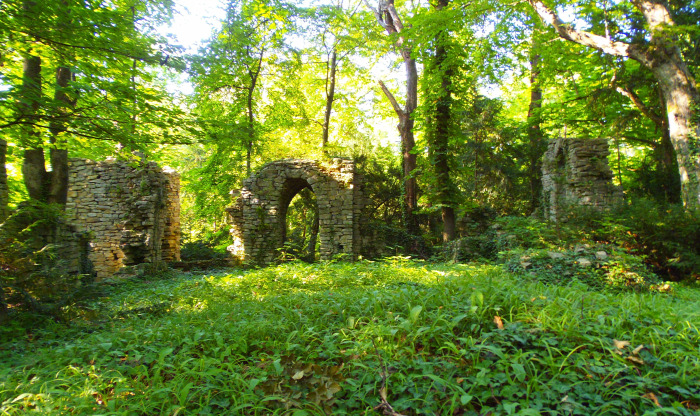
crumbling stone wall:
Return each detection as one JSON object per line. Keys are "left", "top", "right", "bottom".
{"left": 542, "top": 138, "right": 623, "bottom": 222}
{"left": 226, "top": 159, "right": 363, "bottom": 265}
{"left": 65, "top": 158, "right": 180, "bottom": 279}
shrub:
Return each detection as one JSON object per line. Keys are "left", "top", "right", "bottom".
{"left": 598, "top": 200, "right": 700, "bottom": 281}
{"left": 501, "top": 245, "right": 660, "bottom": 291}
{"left": 363, "top": 223, "right": 432, "bottom": 259}
{"left": 180, "top": 228, "right": 230, "bottom": 261}
{"left": 0, "top": 201, "right": 92, "bottom": 319}
{"left": 450, "top": 200, "right": 700, "bottom": 283}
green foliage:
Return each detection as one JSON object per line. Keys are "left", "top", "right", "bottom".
{"left": 180, "top": 239, "right": 229, "bottom": 263}
{"left": 0, "top": 201, "right": 93, "bottom": 319}
{"left": 0, "top": 261, "right": 698, "bottom": 414}
{"left": 506, "top": 201, "right": 700, "bottom": 281}
{"left": 502, "top": 245, "right": 659, "bottom": 292}
{"left": 357, "top": 153, "right": 403, "bottom": 224}
{"left": 0, "top": 0, "right": 192, "bottom": 154}
{"left": 280, "top": 188, "right": 318, "bottom": 262}
{"left": 368, "top": 223, "right": 432, "bottom": 259}
{"left": 443, "top": 198, "right": 700, "bottom": 285}
{"left": 595, "top": 200, "right": 700, "bottom": 280}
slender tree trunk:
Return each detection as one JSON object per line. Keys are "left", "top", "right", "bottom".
{"left": 398, "top": 88, "right": 419, "bottom": 234}
{"left": 47, "top": 66, "right": 73, "bottom": 205}
{"left": 244, "top": 48, "right": 263, "bottom": 177}
{"left": 430, "top": 0, "right": 455, "bottom": 242}
{"left": 402, "top": 48, "right": 419, "bottom": 235}
{"left": 657, "top": 126, "right": 681, "bottom": 204}
{"left": 305, "top": 211, "right": 319, "bottom": 262}
{"left": 322, "top": 49, "right": 337, "bottom": 151}
{"left": 0, "top": 139, "right": 8, "bottom": 222}
{"left": 20, "top": 55, "right": 48, "bottom": 201}
{"left": 367, "top": 0, "right": 420, "bottom": 234}
{"left": 526, "top": 41, "right": 545, "bottom": 214}
{"left": 246, "top": 88, "right": 254, "bottom": 176}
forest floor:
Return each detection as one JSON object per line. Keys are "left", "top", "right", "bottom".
{"left": 1, "top": 260, "right": 699, "bottom": 415}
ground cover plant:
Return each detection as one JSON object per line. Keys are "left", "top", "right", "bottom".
{"left": 1, "top": 260, "right": 699, "bottom": 415}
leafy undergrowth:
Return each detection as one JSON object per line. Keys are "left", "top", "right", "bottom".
{"left": 1, "top": 260, "right": 699, "bottom": 415}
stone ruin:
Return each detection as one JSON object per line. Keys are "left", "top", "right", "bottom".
{"left": 63, "top": 158, "right": 181, "bottom": 279}
{"left": 542, "top": 138, "right": 623, "bottom": 222}
{"left": 226, "top": 159, "right": 364, "bottom": 265}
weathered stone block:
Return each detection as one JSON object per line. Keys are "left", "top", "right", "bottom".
{"left": 542, "top": 138, "right": 623, "bottom": 222}
{"left": 65, "top": 158, "right": 181, "bottom": 280}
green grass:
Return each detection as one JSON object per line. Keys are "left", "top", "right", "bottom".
{"left": 1, "top": 260, "right": 699, "bottom": 415}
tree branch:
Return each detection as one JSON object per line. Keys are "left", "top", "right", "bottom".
{"left": 363, "top": 0, "right": 391, "bottom": 32}
{"left": 631, "top": 0, "right": 674, "bottom": 32}
{"left": 378, "top": 80, "right": 404, "bottom": 117}
{"left": 383, "top": 1, "right": 405, "bottom": 34}
{"left": 19, "top": 30, "right": 160, "bottom": 64}
{"left": 613, "top": 84, "right": 664, "bottom": 127}
{"left": 528, "top": 0, "right": 652, "bottom": 67}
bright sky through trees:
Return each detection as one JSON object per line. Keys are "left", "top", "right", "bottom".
{"left": 167, "top": 0, "right": 226, "bottom": 52}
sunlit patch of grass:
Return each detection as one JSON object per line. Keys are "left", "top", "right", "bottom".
{"left": 1, "top": 260, "right": 698, "bottom": 415}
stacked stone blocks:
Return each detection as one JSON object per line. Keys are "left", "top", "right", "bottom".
{"left": 227, "top": 159, "right": 362, "bottom": 265}
{"left": 542, "top": 138, "right": 623, "bottom": 222}
{"left": 65, "top": 158, "right": 180, "bottom": 279}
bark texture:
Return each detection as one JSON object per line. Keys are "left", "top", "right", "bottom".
{"left": 322, "top": 49, "right": 337, "bottom": 151}
{"left": 526, "top": 37, "right": 546, "bottom": 213}
{"left": 22, "top": 148, "right": 47, "bottom": 201}
{"left": 429, "top": 0, "right": 456, "bottom": 242}
{"left": 614, "top": 79, "right": 681, "bottom": 202}
{"left": 19, "top": 55, "right": 48, "bottom": 201}
{"left": 244, "top": 46, "right": 264, "bottom": 176}
{"left": 366, "top": 0, "right": 419, "bottom": 234}
{"left": 48, "top": 66, "right": 74, "bottom": 205}
{"left": 529, "top": 0, "right": 700, "bottom": 209}
{"left": 0, "top": 139, "right": 8, "bottom": 222}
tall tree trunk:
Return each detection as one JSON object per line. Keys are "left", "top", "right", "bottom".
{"left": 652, "top": 59, "right": 699, "bottom": 208}
{"left": 654, "top": 90, "right": 681, "bottom": 203}
{"left": 526, "top": 39, "right": 545, "bottom": 214}
{"left": 398, "top": 77, "right": 419, "bottom": 235}
{"left": 304, "top": 211, "right": 319, "bottom": 262}
{"left": 47, "top": 66, "right": 73, "bottom": 205}
{"left": 246, "top": 87, "right": 254, "bottom": 177}
{"left": 0, "top": 139, "right": 8, "bottom": 222}
{"left": 430, "top": 0, "right": 455, "bottom": 242}
{"left": 656, "top": 123, "right": 681, "bottom": 203}
{"left": 615, "top": 76, "right": 681, "bottom": 203}
{"left": 122, "top": 5, "right": 138, "bottom": 152}
{"left": 19, "top": 55, "right": 48, "bottom": 201}
{"left": 367, "top": 0, "right": 420, "bottom": 234}
{"left": 322, "top": 49, "right": 337, "bottom": 152}
{"left": 244, "top": 47, "right": 264, "bottom": 177}
{"left": 529, "top": 0, "right": 700, "bottom": 209}
{"left": 22, "top": 149, "right": 47, "bottom": 201}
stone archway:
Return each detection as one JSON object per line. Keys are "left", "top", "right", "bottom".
{"left": 226, "top": 159, "right": 363, "bottom": 265}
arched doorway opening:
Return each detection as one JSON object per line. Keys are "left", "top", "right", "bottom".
{"left": 281, "top": 187, "right": 319, "bottom": 261}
